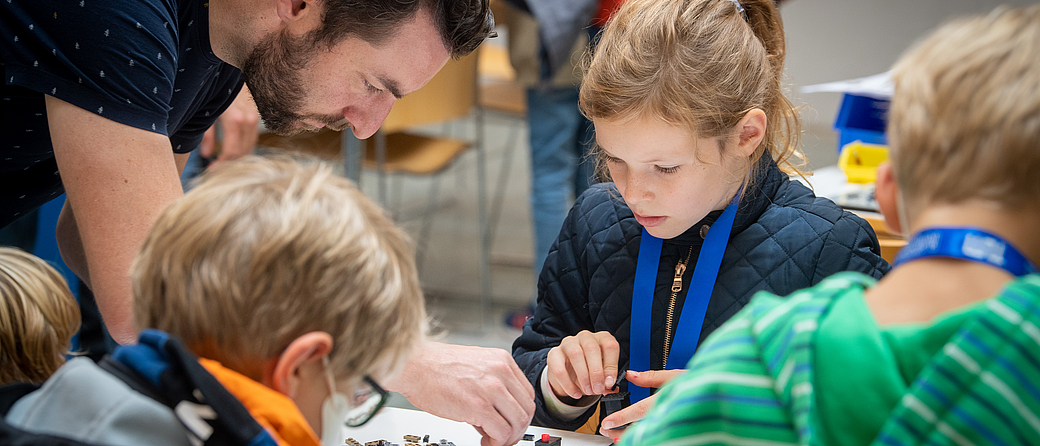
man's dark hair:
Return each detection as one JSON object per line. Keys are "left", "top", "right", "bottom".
{"left": 314, "top": 0, "right": 494, "bottom": 59}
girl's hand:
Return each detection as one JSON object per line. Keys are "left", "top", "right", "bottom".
{"left": 598, "top": 369, "right": 687, "bottom": 437}
{"left": 546, "top": 330, "right": 621, "bottom": 401}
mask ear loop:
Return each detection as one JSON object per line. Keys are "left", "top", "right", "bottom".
{"left": 322, "top": 355, "right": 337, "bottom": 394}
{"left": 895, "top": 191, "right": 912, "bottom": 238}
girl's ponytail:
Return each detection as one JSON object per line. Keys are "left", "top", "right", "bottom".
{"left": 742, "top": 0, "right": 803, "bottom": 178}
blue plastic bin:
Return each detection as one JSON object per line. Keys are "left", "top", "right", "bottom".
{"left": 833, "top": 93, "right": 889, "bottom": 153}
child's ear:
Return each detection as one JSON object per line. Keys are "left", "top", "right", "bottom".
{"left": 875, "top": 161, "right": 904, "bottom": 235}
{"left": 268, "top": 332, "right": 334, "bottom": 398}
{"left": 734, "top": 109, "right": 767, "bottom": 158}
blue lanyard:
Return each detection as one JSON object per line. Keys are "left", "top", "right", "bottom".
{"left": 628, "top": 194, "right": 740, "bottom": 403}
{"left": 895, "top": 227, "right": 1038, "bottom": 277}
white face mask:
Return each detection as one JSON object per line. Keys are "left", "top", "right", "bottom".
{"left": 320, "top": 356, "right": 351, "bottom": 446}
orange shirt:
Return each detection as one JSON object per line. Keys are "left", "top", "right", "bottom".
{"left": 200, "top": 358, "right": 322, "bottom": 446}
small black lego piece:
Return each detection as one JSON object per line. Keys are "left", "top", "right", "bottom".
{"left": 603, "top": 364, "right": 630, "bottom": 419}
{"left": 534, "top": 433, "right": 561, "bottom": 446}
{"left": 522, "top": 433, "right": 534, "bottom": 441}
{"left": 611, "top": 365, "right": 628, "bottom": 391}
{"left": 422, "top": 435, "right": 430, "bottom": 444}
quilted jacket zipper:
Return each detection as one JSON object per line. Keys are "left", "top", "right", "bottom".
{"left": 662, "top": 245, "right": 694, "bottom": 369}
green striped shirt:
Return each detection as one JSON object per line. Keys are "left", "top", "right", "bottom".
{"left": 622, "top": 273, "right": 1040, "bottom": 446}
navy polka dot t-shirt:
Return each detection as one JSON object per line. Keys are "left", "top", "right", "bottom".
{"left": 0, "top": 0, "right": 243, "bottom": 228}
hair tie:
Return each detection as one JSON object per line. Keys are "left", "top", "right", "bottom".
{"left": 730, "top": 0, "right": 748, "bottom": 20}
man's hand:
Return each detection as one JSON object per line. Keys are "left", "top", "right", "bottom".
{"left": 546, "top": 330, "right": 620, "bottom": 401}
{"left": 200, "top": 86, "right": 259, "bottom": 165}
{"left": 387, "top": 341, "right": 535, "bottom": 446}
{"left": 598, "top": 369, "right": 686, "bottom": 437}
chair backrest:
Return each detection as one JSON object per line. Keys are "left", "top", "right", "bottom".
{"left": 380, "top": 51, "right": 479, "bottom": 134}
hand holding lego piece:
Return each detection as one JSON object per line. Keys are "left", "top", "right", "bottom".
{"left": 598, "top": 369, "right": 686, "bottom": 437}
{"left": 546, "top": 330, "right": 621, "bottom": 401}
{"left": 386, "top": 341, "right": 535, "bottom": 446}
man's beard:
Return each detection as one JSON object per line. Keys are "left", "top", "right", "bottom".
{"left": 241, "top": 31, "right": 349, "bottom": 136}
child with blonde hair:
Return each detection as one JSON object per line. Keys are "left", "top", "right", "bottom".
{"left": 0, "top": 247, "right": 80, "bottom": 384}
{"left": 3, "top": 155, "right": 426, "bottom": 446}
{"left": 512, "top": 0, "right": 888, "bottom": 436}
{"left": 623, "top": 5, "right": 1040, "bottom": 445}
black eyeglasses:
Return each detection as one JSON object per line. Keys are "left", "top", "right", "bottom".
{"left": 343, "top": 375, "right": 389, "bottom": 427}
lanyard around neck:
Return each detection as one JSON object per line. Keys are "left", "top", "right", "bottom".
{"left": 895, "top": 227, "right": 1038, "bottom": 277}
{"left": 628, "top": 193, "right": 740, "bottom": 403}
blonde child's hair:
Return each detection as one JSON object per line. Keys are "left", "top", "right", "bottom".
{"left": 0, "top": 247, "right": 80, "bottom": 384}
{"left": 580, "top": 0, "right": 804, "bottom": 187}
{"left": 131, "top": 154, "right": 427, "bottom": 382}
{"left": 889, "top": 6, "right": 1040, "bottom": 213}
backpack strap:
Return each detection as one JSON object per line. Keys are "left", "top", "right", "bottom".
{"left": 97, "top": 356, "right": 166, "bottom": 404}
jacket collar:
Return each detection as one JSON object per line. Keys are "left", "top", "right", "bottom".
{"left": 668, "top": 155, "right": 784, "bottom": 245}
{"left": 112, "top": 330, "right": 281, "bottom": 446}
{"left": 199, "top": 359, "right": 321, "bottom": 446}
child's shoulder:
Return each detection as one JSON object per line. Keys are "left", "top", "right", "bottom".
{"left": 767, "top": 178, "right": 849, "bottom": 224}
{"left": 755, "top": 177, "right": 874, "bottom": 241}
{"left": 741, "top": 272, "right": 877, "bottom": 329}
{"left": 5, "top": 357, "right": 190, "bottom": 446}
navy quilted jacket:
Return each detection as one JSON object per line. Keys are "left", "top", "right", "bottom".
{"left": 512, "top": 158, "right": 890, "bottom": 430}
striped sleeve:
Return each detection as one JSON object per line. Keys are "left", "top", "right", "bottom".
{"left": 621, "top": 298, "right": 800, "bottom": 446}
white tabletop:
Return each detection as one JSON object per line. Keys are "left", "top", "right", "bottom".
{"left": 341, "top": 407, "right": 614, "bottom": 446}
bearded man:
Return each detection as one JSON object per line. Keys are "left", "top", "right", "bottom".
{"left": 0, "top": 2, "right": 534, "bottom": 444}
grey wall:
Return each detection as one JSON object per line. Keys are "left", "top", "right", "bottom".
{"left": 779, "top": 0, "right": 1038, "bottom": 168}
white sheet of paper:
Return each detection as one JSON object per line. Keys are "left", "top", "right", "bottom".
{"left": 800, "top": 72, "right": 893, "bottom": 100}
{"left": 341, "top": 407, "right": 615, "bottom": 446}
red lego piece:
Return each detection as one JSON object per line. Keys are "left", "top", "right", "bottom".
{"left": 534, "top": 433, "right": 561, "bottom": 446}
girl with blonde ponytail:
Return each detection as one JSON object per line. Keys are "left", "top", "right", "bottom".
{"left": 512, "top": 0, "right": 888, "bottom": 436}
{"left": 623, "top": 5, "right": 1040, "bottom": 445}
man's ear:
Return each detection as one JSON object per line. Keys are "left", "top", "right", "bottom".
{"left": 734, "top": 109, "right": 767, "bottom": 158}
{"left": 267, "top": 332, "right": 333, "bottom": 398}
{"left": 275, "top": 0, "right": 315, "bottom": 28}
{"left": 875, "top": 161, "right": 904, "bottom": 235}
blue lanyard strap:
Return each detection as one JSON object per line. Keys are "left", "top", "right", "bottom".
{"left": 628, "top": 194, "right": 740, "bottom": 403}
{"left": 895, "top": 227, "right": 1038, "bottom": 277}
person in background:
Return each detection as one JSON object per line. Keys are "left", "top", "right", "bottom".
{"left": 181, "top": 86, "right": 263, "bottom": 189}
{"left": 5, "top": 155, "right": 426, "bottom": 446}
{"left": 512, "top": 0, "right": 888, "bottom": 436}
{"left": 622, "top": 5, "right": 1040, "bottom": 445}
{"left": 499, "top": 0, "right": 618, "bottom": 330}
{"left": 0, "top": 247, "right": 80, "bottom": 385}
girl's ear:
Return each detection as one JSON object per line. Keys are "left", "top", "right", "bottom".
{"left": 266, "top": 332, "right": 333, "bottom": 398}
{"left": 875, "top": 161, "right": 904, "bottom": 235}
{"left": 734, "top": 109, "right": 767, "bottom": 158}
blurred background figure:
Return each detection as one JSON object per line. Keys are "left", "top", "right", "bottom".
{"left": 499, "top": 0, "right": 624, "bottom": 329}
